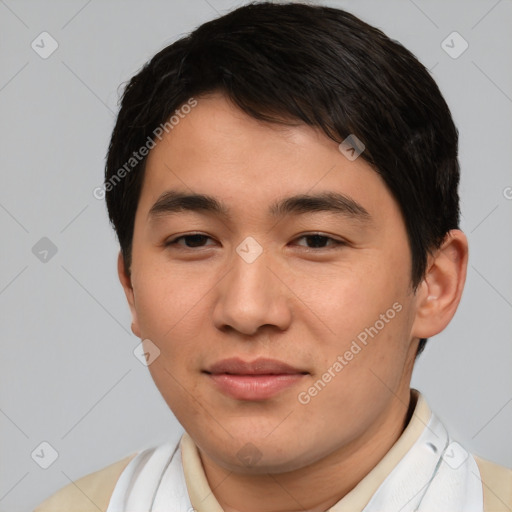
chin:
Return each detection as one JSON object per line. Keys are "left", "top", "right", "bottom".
{"left": 203, "top": 435, "right": 320, "bottom": 475}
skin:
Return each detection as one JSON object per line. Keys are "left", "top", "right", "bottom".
{"left": 118, "top": 92, "right": 468, "bottom": 512}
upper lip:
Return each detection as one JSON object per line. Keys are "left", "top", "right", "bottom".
{"left": 205, "top": 357, "right": 307, "bottom": 375}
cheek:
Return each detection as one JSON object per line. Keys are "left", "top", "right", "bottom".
{"left": 132, "top": 263, "right": 212, "bottom": 342}
{"left": 300, "top": 260, "right": 412, "bottom": 396}
{"left": 298, "top": 308, "right": 411, "bottom": 440}
{"left": 145, "top": 356, "right": 203, "bottom": 428}
{"left": 307, "top": 259, "right": 405, "bottom": 340}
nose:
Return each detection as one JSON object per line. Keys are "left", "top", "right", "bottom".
{"left": 212, "top": 243, "right": 292, "bottom": 337}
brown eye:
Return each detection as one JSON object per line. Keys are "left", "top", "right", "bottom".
{"left": 294, "top": 234, "right": 346, "bottom": 249}
{"left": 166, "top": 233, "right": 215, "bottom": 248}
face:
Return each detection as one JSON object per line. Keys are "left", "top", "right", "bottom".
{"left": 121, "top": 93, "right": 422, "bottom": 474}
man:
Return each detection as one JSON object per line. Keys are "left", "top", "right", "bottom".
{"left": 34, "top": 2, "right": 511, "bottom": 511}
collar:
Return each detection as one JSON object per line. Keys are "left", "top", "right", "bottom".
{"left": 180, "top": 388, "right": 431, "bottom": 512}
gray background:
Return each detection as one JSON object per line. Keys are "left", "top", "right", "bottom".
{"left": 0, "top": 0, "right": 511, "bottom": 510}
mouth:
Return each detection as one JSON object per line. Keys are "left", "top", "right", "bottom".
{"left": 203, "top": 357, "right": 309, "bottom": 401}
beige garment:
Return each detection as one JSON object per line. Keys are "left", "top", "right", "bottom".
{"left": 34, "top": 391, "right": 512, "bottom": 511}
{"left": 33, "top": 453, "right": 138, "bottom": 512}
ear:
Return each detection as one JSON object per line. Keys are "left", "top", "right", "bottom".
{"left": 410, "top": 230, "right": 468, "bottom": 339}
{"left": 117, "top": 251, "right": 141, "bottom": 338}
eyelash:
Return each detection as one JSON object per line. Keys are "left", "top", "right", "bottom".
{"left": 164, "top": 232, "right": 346, "bottom": 251}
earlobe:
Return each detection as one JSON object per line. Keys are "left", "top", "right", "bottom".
{"left": 117, "top": 252, "right": 141, "bottom": 338}
{"left": 410, "top": 230, "right": 468, "bottom": 340}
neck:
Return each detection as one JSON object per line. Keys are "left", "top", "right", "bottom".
{"left": 199, "top": 386, "right": 416, "bottom": 512}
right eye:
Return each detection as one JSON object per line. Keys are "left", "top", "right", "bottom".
{"left": 165, "top": 233, "right": 217, "bottom": 249}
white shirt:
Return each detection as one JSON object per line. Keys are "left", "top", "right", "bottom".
{"left": 106, "top": 389, "right": 484, "bottom": 512}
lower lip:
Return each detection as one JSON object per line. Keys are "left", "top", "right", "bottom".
{"left": 207, "top": 373, "right": 305, "bottom": 400}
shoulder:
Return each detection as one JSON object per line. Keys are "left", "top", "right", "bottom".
{"left": 474, "top": 455, "right": 512, "bottom": 511}
{"left": 33, "top": 451, "right": 138, "bottom": 512}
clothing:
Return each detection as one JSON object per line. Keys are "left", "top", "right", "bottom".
{"left": 34, "top": 389, "right": 512, "bottom": 511}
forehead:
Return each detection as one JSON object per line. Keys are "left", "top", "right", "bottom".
{"left": 138, "top": 93, "right": 398, "bottom": 226}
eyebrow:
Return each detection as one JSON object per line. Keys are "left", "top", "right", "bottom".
{"left": 148, "top": 190, "right": 371, "bottom": 223}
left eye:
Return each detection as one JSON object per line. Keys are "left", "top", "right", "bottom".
{"left": 293, "top": 234, "right": 345, "bottom": 249}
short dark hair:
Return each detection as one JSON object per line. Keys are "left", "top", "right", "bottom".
{"left": 105, "top": 1, "right": 460, "bottom": 358}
